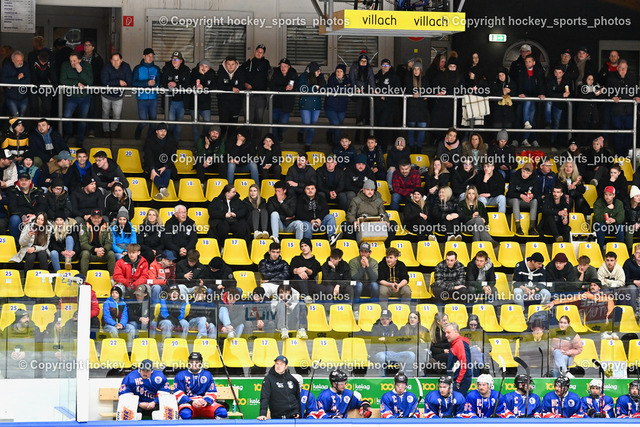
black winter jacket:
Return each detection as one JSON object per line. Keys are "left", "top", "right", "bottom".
{"left": 296, "top": 193, "right": 329, "bottom": 222}
{"left": 259, "top": 366, "right": 301, "bottom": 418}
{"left": 161, "top": 61, "right": 191, "bottom": 102}
{"left": 258, "top": 253, "right": 290, "bottom": 282}
{"left": 267, "top": 194, "right": 297, "bottom": 227}
{"left": 209, "top": 193, "right": 248, "bottom": 224}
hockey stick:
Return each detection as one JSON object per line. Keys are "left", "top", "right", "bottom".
{"left": 514, "top": 357, "right": 531, "bottom": 418}
{"left": 408, "top": 377, "right": 423, "bottom": 418}
{"left": 538, "top": 347, "right": 544, "bottom": 378}
{"left": 491, "top": 355, "right": 506, "bottom": 418}
{"left": 215, "top": 342, "right": 244, "bottom": 419}
{"left": 593, "top": 359, "right": 606, "bottom": 417}
{"left": 303, "top": 359, "right": 321, "bottom": 418}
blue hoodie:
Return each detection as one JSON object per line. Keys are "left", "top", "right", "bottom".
{"left": 132, "top": 59, "right": 161, "bottom": 100}
{"left": 112, "top": 221, "right": 137, "bottom": 255}
{"left": 103, "top": 295, "right": 129, "bottom": 326}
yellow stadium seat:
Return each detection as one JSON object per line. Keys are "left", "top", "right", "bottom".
{"left": 311, "top": 239, "right": 331, "bottom": 261}
{"left": 390, "top": 240, "right": 419, "bottom": 267}
{"left": 369, "top": 241, "right": 387, "bottom": 262}
{"left": 606, "top": 242, "right": 629, "bottom": 264}
{"left": 188, "top": 207, "right": 210, "bottom": 234}
{"left": 489, "top": 338, "right": 519, "bottom": 368}
{"left": 494, "top": 272, "right": 511, "bottom": 299}
{"left": 307, "top": 304, "right": 330, "bottom": 332}
{"left": 280, "top": 239, "right": 299, "bottom": 264}
{"left": 280, "top": 151, "right": 297, "bottom": 175}
{"left": 312, "top": 337, "right": 341, "bottom": 366}
{"left": 499, "top": 305, "right": 528, "bottom": 332}
{"left": 158, "top": 207, "right": 175, "bottom": 224}
{"left": 417, "top": 304, "right": 439, "bottom": 329}
{"left": 376, "top": 180, "right": 391, "bottom": 205}
{"left": 89, "top": 147, "right": 112, "bottom": 160}
{"left": 161, "top": 338, "right": 190, "bottom": 368}
{"left": 131, "top": 338, "right": 161, "bottom": 367}
{"left": 525, "top": 242, "right": 550, "bottom": 264}
{"left": 174, "top": 149, "right": 196, "bottom": 174}
{"left": 283, "top": 338, "right": 311, "bottom": 367}
{"left": 307, "top": 151, "right": 326, "bottom": 169}
{"left": 555, "top": 304, "right": 589, "bottom": 333}
{"left": 551, "top": 242, "right": 578, "bottom": 266}
{"left": 472, "top": 304, "right": 503, "bottom": 332}
{"left": 178, "top": 178, "right": 207, "bottom": 203}
{"left": 0, "top": 303, "right": 26, "bottom": 331}
{"left": 131, "top": 207, "right": 151, "bottom": 228}
{"left": 417, "top": 241, "right": 442, "bottom": 268}
{"left": 233, "top": 179, "right": 255, "bottom": 200}
{"left": 90, "top": 339, "right": 99, "bottom": 365}
{"left": 527, "top": 304, "right": 550, "bottom": 320}
{"left": 569, "top": 213, "right": 590, "bottom": 235}
{"left": 497, "top": 241, "right": 522, "bottom": 269}
{"left": 54, "top": 269, "right": 80, "bottom": 297}
{"left": 68, "top": 147, "right": 80, "bottom": 159}
{"left": 335, "top": 239, "right": 359, "bottom": 262}
{"left": 387, "top": 210, "right": 411, "bottom": 237}
{"left": 24, "top": 269, "right": 55, "bottom": 298}
{"left": 233, "top": 271, "right": 258, "bottom": 298}
{"left": 357, "top": 303, "right": 381, "bottom": 332}
{"left": 101, "top": 338, "right": 132, "bottom": 369}
{"left": 87, "top": 270, "right": 112, "bottom": 298}
{"left": 410, "top": 154, "right": 430, "bottom": 168}
{"left": 60, "top": 303, "right": 78, "bottom": 327}
{"left": 341, "top": 337, "right": 369, "bottom": 368}
{"left": 329, "top": 304, "right": 360, "bottom": 332}
{"left": 470, "top": 241, "right": 501, "bottom": 268}
{"left": 488, "top": 212, "right": 514, "bottom": 237}
{"left": 151, "top": 180, "right": 178, "bottom": 202}
{"left": 252, "top": 338, "right": 280, "bottom": 368}
{"left": 260, "top": 179, "right": 278, "bottom": 200}
{"left": 408, "top": 271, "right": 431, "bottom": 299}
{"left": 387, "top": 303, "right": 410, "bottom": 325}
{"left": 117, "top": 148, "right": 144, "bottom": 174}
{"left": 583, "top": 184, "right": 597, "bottom": 208}
{"left": 192, "top": 338, "right": 223, "bottom": 368}
{"left": 619, "top": 306, "right": 640, "bottom": 334}
{"left": 222, "top": 338, "right": 254, "bottom": 368}
{"left": 330, "top": 210, "right": 346, "bottom": 227}
{"left": 0, "top": 269, "right": 23, "bottom": 298}
{"left": 571, "top": 338, "right": 598, "bottom": 368}
{"left": 31, "top": 303, "right": 57, "bottom": 332}
{"left": 195, "top": 238, "right": 221, "bottom": 265}
{"left": 222, "top": 238, "right": 252, "bottom": 265}
{"left": 601, "top": 339, "right": 627, "bottom": 362}
{"left": 251, "top": 239, "right": 273, "bottom": 265}
{"left": 0, "top": 236, "right": 17, "bottom": 262}
{"left": 511, "top": 212, "right": 532, "bottom": 236}
{"left": 205, "top": 178, "right": 229, "bottom": 201}
{"left": 615, "top": 157, "right": 634, "bottom": 181}
{"left": 628, "top": 340, "right": 640, "bottom": 368}
{"left": 444, "top": 304, "right": 468, "bottom": 327}
{"left": 443, "top": 241, "right": 470, "bottom": 265}
{"left": 578, "top": 242, "right": 604, "bottom": 268}
{"left": 127, "top": 177, "right": 152, "bottom": 202}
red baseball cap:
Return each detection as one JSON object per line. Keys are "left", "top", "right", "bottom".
{"left": 604, "top": 186, "right": 616, "bottom": 195}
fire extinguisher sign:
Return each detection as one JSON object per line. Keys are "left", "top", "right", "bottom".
{"left": 123, "top": 16, "right": 134, "bottom": 27}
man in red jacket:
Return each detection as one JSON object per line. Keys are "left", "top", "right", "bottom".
{"left": 445, "top": 322, "right": 473, "bottom": 396}
{"left": 113, "top": 244, "right": 149, "bottom": 298}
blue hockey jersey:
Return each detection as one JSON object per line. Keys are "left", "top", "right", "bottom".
{"left": 316, "top": 388, "right": 363, "bottom": 419}
{"left": 119, "top": 370, "right": 171, "bottom": 404}
{"left": 301, "top": 390, "right": 319, "bottom": 418}
{"left": 581, "top": 395, "right": 614, "bottom": 418}
{"left": 541, "top": 391, "right": 584, "bottom": 418}
{"left": 380, "top": 390, "right": 420, "bottom": 418}
{"left": 615, "top": 395, "right": 640, "bottom": 418}
{"left": 465, "top": 390, "right": 514, "bottom": 418}
{"left": 173, "top": 369, "right": 218, "bottom": 406}
{"left": 423, "top": 390, "right": 474, "bottom": 418}
{"left": 503, "top": 391, "right": 542, "bottom": 418}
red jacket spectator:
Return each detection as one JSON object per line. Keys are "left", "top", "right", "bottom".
{"left": 113, "top": 254, "right": 149, "bottom": 290}
{"left": 391, "top": 167, "right": 421, "bottom": 197}
{"left": 147, "top": 256, "right": 176, "bottom": 285}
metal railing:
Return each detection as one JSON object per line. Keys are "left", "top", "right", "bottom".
{"left": 1, "top": 82, "right": 637, "bottom": 153}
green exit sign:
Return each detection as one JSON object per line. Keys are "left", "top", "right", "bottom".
{"left": 489, "top": 34, "right": 507, "bottom": 42}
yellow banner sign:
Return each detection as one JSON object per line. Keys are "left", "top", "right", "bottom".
{"left": 333, "top": 9, "right": 466, "bottom": 32}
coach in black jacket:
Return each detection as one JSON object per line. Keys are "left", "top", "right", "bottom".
{"left": 258, "top": 355, "right": 301, "bottom": 420}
